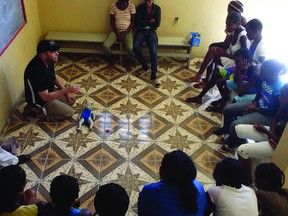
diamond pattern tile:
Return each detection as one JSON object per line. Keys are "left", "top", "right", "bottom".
{"left": 0, "top": 54, "right": 235, "bottom": 215}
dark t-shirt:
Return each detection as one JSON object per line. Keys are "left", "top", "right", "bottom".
{"left": 24, "top": 55, "right": 56, "bottom": 107}
{"left": 136, "top": 3, "right": 161, "bottom": 30}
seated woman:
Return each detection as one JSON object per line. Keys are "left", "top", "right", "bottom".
{"left": 37, "top": 175, "right": 91, "bottom": 216}
{"left": 138, "top": 150, "right": 207, "bottom": 216}
{"left": 214, "top": 59, "right": 285, "bottom": 153}
{"left": 186, "top": 12, "right": 248, "bottom": 88}
{"left": 185, "top": 49, "right": 259, "bottom": 113}
{"left": 206, "top": 157, "right": 258, "bottom": 216}
{"left": 226, "top": 18, "right": 266, "bottom": 104}
{"left": 200, "top": 1, "right": 247, "bottom": 83}
{"left": 210, "top": 49, "right": 261, "bottom": 112}
{"left": 0, "top": 165, "right": 38, "bottom": 216}
{"left": 235, "top": 84, "right": 288, "bottom": 182}
{"left": 254, "top": 163, "right": 288, "bottom": 216}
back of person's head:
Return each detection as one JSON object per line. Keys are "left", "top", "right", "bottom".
{"left": 227, "top": 11, "right": 241, "bottom": 24}
{"left": 245, "top": 19, "right": 263, "bottom": 32}
{"left": 228, "top": 1, "right": 244, "bottom": 13}
{"left": 234, "top": 48, "right": 253, "bottom": 62}
{"left": 0, "top": 165, "right": 26, "bottom": 213}
{"left": 94, "top": 183, "right": 129, "bottom": 216}
{"left": 255, "top": 163, "right": 285, "bottom": 191}
{"left": 260, "top": 59, "right": 286, "bottom": 81}
{"left": 50, "top": 175, "right": 79, "bottom": 210}
{"left": 160, "top": 150, "right": 198, "bottom": 213}
{"left": 213, "top": 157, "right": 244, "bottom": 189}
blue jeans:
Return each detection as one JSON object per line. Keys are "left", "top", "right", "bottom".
{"left": 222, "top": 101, "right": 273, "bottom": 149}
{"left": 134, "top": 30, "right": 158, "bottom": 80}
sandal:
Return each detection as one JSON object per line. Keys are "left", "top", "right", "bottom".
{"left": 149, "top": 79, "right": 160, "bottom": 88}
{"left": 217, "top": 136, "right": 229, "bottom": 145}
{"left": 136, "top": 70, "right": 149, "bottom": 77}
{"left": 210, "top": 99, "right": 223, "bottom": 107}
{"left": 205, "top": 105, "right": 223, "bottom": 113}
{"left": 185, "top": 96, "right": 202, "bottom": 104}
{"left": 193, "top": 81, "right": 206, "bottom": 89}
{"left": 125, "top": 66, "right": 132, "bottom": 72}
{"left": 218, "top": 145, "right": 234, "bottom": 153}
{"left": 186, "top": 76, "right": 201, "bottom": 83}
{"left": 194, "top": 60, "right": 203, "bottom": 67}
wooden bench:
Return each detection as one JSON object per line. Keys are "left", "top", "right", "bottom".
{"left": 45, "top": 32, "right": 193, "bottom": 68}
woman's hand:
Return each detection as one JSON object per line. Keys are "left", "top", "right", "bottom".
{"left": 225, "top": 30, "right": 232, "bottom": 36}
{"left": 243, "top": 104, "right": 259, "bottom": 115}
{"left": 253, "top": 123, "right": 268, "bottom": 133}
{"left": 268, "top": 137, "right": 278, "bottom": 149}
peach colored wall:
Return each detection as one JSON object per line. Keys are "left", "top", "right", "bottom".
{"left": 37, "top": 0, "right": 288, "bottom": 60}
{"left": 0, "top": 0, "right": 42, "bottom": 128}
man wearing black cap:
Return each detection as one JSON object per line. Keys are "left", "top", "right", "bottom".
{"left": 23, "top": 40, "right": 80, "bottom": 121}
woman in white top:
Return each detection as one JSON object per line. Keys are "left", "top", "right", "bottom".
{"left": 186, "top": 12, "right": 249, "bottom": 88}
{"left": 205, "top": 157, "right": 258, "bottom": 216}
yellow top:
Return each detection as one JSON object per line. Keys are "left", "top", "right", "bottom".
{"left": 1, "top": 205, "right": 38, "bottom": 216}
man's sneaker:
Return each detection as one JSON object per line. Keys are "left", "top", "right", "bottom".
{"left": 218, "top": 145, "right": 234, "bottom": 153}
{"left": 23, "top": 105, "right": 46, "bottom": 119}
{"left": 23, "top": 105, "right": 35, "bottom": 117}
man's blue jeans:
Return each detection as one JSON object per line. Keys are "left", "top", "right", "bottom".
{"left": 134, "top": 30, "right": 158, "bottom": 80}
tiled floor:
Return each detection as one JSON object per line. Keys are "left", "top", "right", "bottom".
{"left": 0, "top": 54, "right": 232, "bottom": 215}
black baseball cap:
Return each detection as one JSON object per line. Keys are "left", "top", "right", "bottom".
{"left": 37, "top": 40, "right": 60, "bottom": 53}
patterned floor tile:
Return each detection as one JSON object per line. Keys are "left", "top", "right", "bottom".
{"left": 78, "top": 142, "right": 126, "bottom": 179}
{"left": 132, "top": 86, "right": 169, "bottom": 108}
{"left": 0, "top": 54, "right": 241, "bottom": 214}
{"left": 156, "top": 127, "right": 203, "bottom": 151}
{"left": 132, "top": 112, "right": 174, "bottom": 140}
{"left": 179, "top": 112, "right": 220, "bottom": 140}
{"left": 89, "top": 85, "right": 126, "bottom": 107}
{"left": 132, "top": 144, "right": 166, "bottom": 180}
{"left": 192, "top": 144, "right": 226, "bottom": 180}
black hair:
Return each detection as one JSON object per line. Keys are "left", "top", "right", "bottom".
{"left": 245, "top": 19, "right": 263, "bottom": 32}
{"left": 160, "top": 150, "right": 198, "bottom": 213}
{"left": 255, "top": 163, "right": 285, "bottom": 191}
{"left": 228, "top": 1, "right": 244, "bottom": 13}
{"left": 50, "top": 175, "right": 79, "bottom": 210}
{"left": 261, "top": 59, "right": 286, "bottom": 77}
{"left": 94, "top": 183, "right": 129, "bottom": 216}
{"left": 227, "top": 11, "right": 241, "bottom": 24}
{"left": 234, "top": 48, "right": 253, "bottom": 62}
{"left": 0, "top": 165, "right": 26, "bottom": 214}
{"left": 213, "top": 157, "right": 244, "bottom": 189}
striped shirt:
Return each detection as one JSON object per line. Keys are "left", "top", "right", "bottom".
{"left": 110, "top": 2, "right": 136, "bottom": 32}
